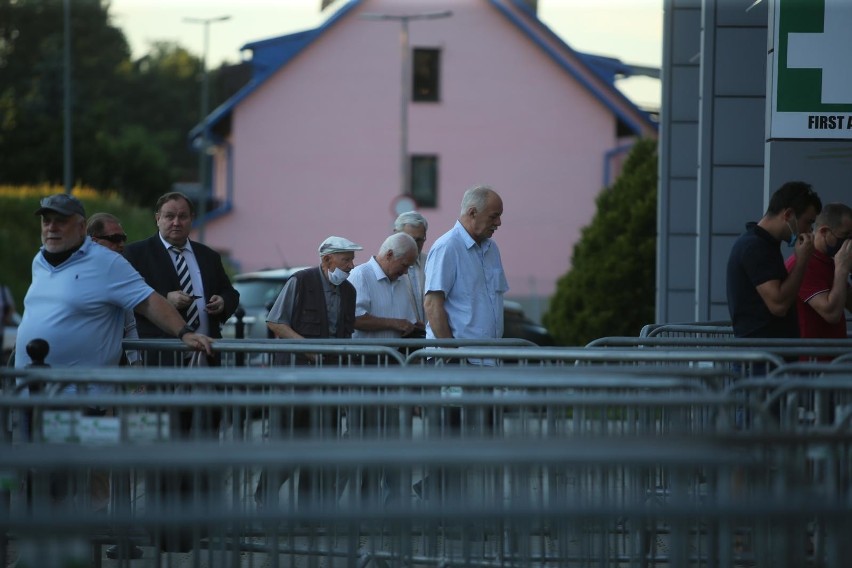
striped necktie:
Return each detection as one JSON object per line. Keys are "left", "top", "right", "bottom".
{"left": 170, "top": 246, "right": 200, "bottom": 330}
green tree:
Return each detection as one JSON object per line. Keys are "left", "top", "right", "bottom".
{"left": 543, "top": 139, "right": 658, "bottom": 345}
{"left": 0, "top": 0, "right": 131, "bottom": 186}
{"left": 0, "top": 4, "right": 215, "bottom": 206}
{"left": 110, "top": 41, "right": 203, "bottom": 203}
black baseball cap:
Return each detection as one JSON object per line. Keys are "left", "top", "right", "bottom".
{"left": 34, "top": 194, "right": 86, "bottom": 218}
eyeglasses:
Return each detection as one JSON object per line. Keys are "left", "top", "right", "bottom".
{"left": 94, "top": 233, "right": 128, "bottom": 244}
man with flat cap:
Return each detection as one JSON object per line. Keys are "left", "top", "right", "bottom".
{"left": 256, "top": 235, "right": 362, "bottom": 509}
{"left": 266, "top": 235, "right": 363, "bottom": 348}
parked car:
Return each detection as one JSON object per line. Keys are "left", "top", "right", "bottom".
{"left": 503, "top": 300, "right": 555, "bottom": 346}
{"left": 223, "top": 268, "right": 555, "bottom": 345}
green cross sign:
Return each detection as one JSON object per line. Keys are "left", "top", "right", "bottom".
{"left": 771, "top": 0, "right": 852, "bottom": 138}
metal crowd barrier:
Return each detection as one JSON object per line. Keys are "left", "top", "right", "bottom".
{"left": 639, "top": 321, "right": 734, "bottom": 338}
{"left": 124, "top": 338, "right": 537, "bottom": 368}
{"left": 4, "top": 346, "right": 852, "bottom": 567}
{"left": 586, "top": 336, "right": 852, "bottom": 364}
{"left": 2, "top": 405, "right": 850, "bottom": 568}
{"left": 402, "top": 346, "right": 784, "bottom": 384}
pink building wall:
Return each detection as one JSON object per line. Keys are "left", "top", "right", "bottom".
{"left": 201, "top": 0, "right": 654, "bottom": 309}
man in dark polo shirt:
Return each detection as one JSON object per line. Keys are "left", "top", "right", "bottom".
{"left": 726, "top": 181, "right": 822, "bottom": 338}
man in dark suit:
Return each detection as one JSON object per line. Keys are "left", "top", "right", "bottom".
{"left": 123, "top": 191, "right": 239, "bottom": 552}
{"left": 124, "top": 191, "right": 239, "bottom": 365}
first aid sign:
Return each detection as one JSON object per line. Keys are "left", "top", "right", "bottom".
{"left": 770, "top": 0, "right": 852, "bottom": 139}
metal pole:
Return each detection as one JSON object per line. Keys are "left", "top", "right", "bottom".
{"left": 184, "top": 15, "right": 230, "bottom": 244}
{"left": 63, "top": 0, "right": 72, "bottom": 194}
{"left": 197, "top": 21, "right": 210, "bottom": 243}
{"left": 360, "top": 11, "right": 452, "bottom": 199}
{"left": 400, "top": 18, "right": 409, "bottom": 198}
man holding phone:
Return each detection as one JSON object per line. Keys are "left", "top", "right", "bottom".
{"left": 124, "top": 191, "right": 239, "bottom": 366}
{"left": 123, "top": 191, "right": 239, "bottom": 552}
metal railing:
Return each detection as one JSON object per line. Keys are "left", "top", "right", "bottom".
{"left": 5, "top": 337, "right": 852, "bottom": 567}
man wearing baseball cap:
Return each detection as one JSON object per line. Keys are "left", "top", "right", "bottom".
{"left": 256, "top": 235, "right": 362, "bottom": 510}
{"left": 14, "top": 194, "right": 216, "bottom": 528}
{"left": 15, "top": 194, "right": 214, "bottom": 371}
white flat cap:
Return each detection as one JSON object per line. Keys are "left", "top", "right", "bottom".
{"left": 318, "top": 236, "right": 363, "bottom": 255}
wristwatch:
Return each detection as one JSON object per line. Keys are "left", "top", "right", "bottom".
{"left": 177, "top": 325, "right": 194, "bottom": 340}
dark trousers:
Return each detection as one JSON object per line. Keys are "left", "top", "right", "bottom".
{"left": 255, "top": 404, "right": 340, "bottom": 510}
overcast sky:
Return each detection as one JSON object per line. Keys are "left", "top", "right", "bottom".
{"left": 110, "top": 0, "right": 663, "bottom": 108}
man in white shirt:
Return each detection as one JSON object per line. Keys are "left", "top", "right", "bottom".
{"left": 393, "top": 211, "right": 429, "bottom": 325}
{"left": 347, "top": 232, "right": 418, "bottom": 504}
{"left": 349, "top": 232, "right": 421, "bottom": 339}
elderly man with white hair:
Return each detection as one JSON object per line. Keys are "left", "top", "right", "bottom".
{"left": 266, "top": 235, "right": 363, "bottom": 344}
{"left": 346, "top": 231, "right": 419, "bottom": 505}
{"left": 349, "top": 232, "right": 421, "bottom": 339}
{"left": 393, "top": 211, "right": 429, "bottom": 324}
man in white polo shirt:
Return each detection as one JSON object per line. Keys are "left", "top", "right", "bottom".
{"left": 347, "top": 231, "right": 419, "bottom": 505}
{"left": 349, "top": 232, "right": 421, "bottom": 339}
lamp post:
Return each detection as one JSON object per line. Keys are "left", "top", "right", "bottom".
{"left": 360, "top": 10, "right": 452, "bottom": 198}
{"left": 63, "top": 0, "right": 72, "bottom": 194}
{"left": 183, "top": 15, "right": 231, "bottom": 243}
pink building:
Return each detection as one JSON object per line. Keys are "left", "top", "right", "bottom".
{"left": 192, "top": 0, "right": 656, "bottom": 316}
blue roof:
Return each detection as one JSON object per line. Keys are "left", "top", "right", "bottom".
{"left": 189, "top": 0, "right": 363, "bottom": 141}
{"left": 190, "top": 0, "right": 657, "bottom": 141}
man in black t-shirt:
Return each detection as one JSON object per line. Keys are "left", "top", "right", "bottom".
{"left": 727, "top": 181, "right": 822, "bottom": 338}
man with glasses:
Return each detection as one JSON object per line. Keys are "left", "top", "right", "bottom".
{"left": 784, "top": 202, "right": 852, "bottom": 339}
{"left": 87, "top": 212, "right": 142, "bottom": 367}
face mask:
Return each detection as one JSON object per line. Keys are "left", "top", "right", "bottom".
{"left": 327, "top": 267, "right": 349, "bottom": 286}
{"left": 786, "top": 217, "right": 798, "bottom": 248}
{"left": 826, "top": 237, "right": 846, "bottom": 258}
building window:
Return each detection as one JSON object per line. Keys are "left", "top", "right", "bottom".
{"left": 410, "top": 155, "right": 438, "bottom": 208}
{"left": 412, "top": 48, "right": 440, "bottom": 102}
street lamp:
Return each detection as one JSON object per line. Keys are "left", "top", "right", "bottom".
{"left": 360, "top": 10, "right": 452, "bottom": 199}
{"left": 63, "top": 0, "right": 72, "bottom": 194}
{"left": 183, "top": 15, "right": 231, "bottom": 243}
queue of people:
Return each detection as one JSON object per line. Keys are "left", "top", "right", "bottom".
{"left": 10, "top": 185, "right": 507, "bottom": 550}
{"left": 14, "top": 178, "right": 849, "bottom": 551}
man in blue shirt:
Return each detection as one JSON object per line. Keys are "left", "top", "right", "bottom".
{"left": 15, "top": 194, "right": 213, "bottom": 369}
{"left": 425, "top": 184, "right": 509, "bottom": 343}
{"left": 417, "top": 185, "right": 509, "bottom": 500}
{"left": 14, "top": 194, "right": 213, "bottom": 527}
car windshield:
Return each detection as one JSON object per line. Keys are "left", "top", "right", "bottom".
{"left": 233, "top": 280, "right": 285, "bottom": 310}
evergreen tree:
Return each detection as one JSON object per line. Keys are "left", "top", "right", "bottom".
{"left": 543, "top": 138, "right": 658, "bottom": 345}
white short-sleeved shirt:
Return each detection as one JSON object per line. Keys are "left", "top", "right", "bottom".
{"left": 349, "top": 256, "right": 418, "bottom": 339}
{"left": 406, "top": 254, "right": 427, "bottom": 323}
{"left": 424, "top": 221, "right": 508, "bottom": 340}
{"left": 15, "top": 238, "right": 154, "bottom": 370}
